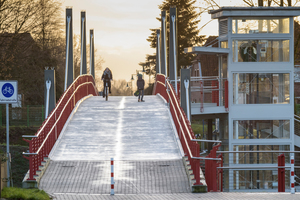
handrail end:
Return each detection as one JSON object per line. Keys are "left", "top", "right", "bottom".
{"left": 22, "top": 135, "right": 38, "bottom": 138}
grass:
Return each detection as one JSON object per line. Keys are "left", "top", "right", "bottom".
{"left": 191, "top": 123, "right": 206, "bottom": 137}
{"left": 1, "top": 187, "right": 50, "bottom": 200}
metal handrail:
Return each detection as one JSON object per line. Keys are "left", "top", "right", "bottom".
{"left": 192, "top": 139, "right": 222, "bottom": 143}
{"left": 35, "top": 82, "right": 94, "bottom": 155}
{"left": 167, "top": 81, "right": 193, "bottom": 141}
{"left": 22, "top": 75, "right": 98, "bottom": 181}
{"left": 217, "top": 151, "right": 300, "bottom": 153}
{"left": 218, "top": 166, "right": 300, "bottom": 169}
{"left": 22, "top": 75, "right": 95, "bottom": 138}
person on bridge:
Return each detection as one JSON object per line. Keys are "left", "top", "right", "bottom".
{"left": 137, "top": 74, "right": 145, "bottom": 102}
{"left": 101, "top": 67, "right": 113, "bottom": 97}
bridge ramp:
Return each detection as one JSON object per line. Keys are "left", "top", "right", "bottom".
{"left": 40, "top": 96, "right": 189, "bottom": 194}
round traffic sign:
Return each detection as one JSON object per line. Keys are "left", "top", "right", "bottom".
{"left": 2, "top": 83, "right": 14, "bottom": 98}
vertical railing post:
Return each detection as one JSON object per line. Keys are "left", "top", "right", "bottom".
{"left": 111, "top": 158, "right": 114, "bottom": 195}
{"left": 193, "top": 143, "right": 201, "bottom": 185}
{"left": 291, "top": 156, "right": 295, "bottom": 194}
{"left": 278, "top": 154, "right": 285, "bottom": 192}
{"left": 205, "top": 144, "right": 221, "bottom": 192}
{"left": 218, "top": 154, "right": 223, "bottom": 192}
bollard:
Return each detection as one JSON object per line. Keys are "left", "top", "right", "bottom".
{"left": 291, "top": 156, "right": 295, "bottom": 194}
{"left": 111, "top": 158, "right": 114, "bottom": 195}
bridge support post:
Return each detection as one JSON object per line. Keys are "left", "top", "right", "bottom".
{"left": 156, "top": 30, "right": 161, "bottom": 74}
{"left": 44, "top": 69, "right": 56, "bottom": 119}
{"left": 80, "top": 11, "right": 87, "bottom": 75}
{"left": 90, "top": 29, "right": 95, "bottom": 78}
{"left": 65, "top": 8, "right": 74, "bottom": 91}
{"left": 160, "top": 10, "right": 167, "bottom": 76}
{"left": 169, "top": 6, "right": 178, "bottom": 94}
{"left": 180, "top": 69, "right": 191, "bottom": 121}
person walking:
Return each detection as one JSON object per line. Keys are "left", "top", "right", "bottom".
{"left": 136, "top": 74, "right": 145, "bottom": 102}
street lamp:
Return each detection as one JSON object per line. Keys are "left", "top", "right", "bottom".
{"left": 126, "top": 81, "right": 133, "bottom": 95}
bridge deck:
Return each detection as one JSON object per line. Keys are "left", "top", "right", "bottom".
{"left": 40, "top": 96, "right": 189, "bottom": 195}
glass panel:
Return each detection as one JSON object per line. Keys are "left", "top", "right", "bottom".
{"left": 233, "top": 120, "right": 290, "bottom": 139}
{"left": 232, "top": 18, "right": 289, "bottom": 34}
{"left": 232, "top": 40, "right": 289, "bottom": 62}
{"left": 221, "top": 41, "right": 228, "bottom": 48}
{"left": 233, "top": 145, "right": 290, "bottom": 164}
{"left": 221, "top": 56, "right": 227, "bottom": 79}
{"left": 232, "top": 19, "right": 236, "bottom": 33}
{"left": 233, "top": 73, "right": 290, "bottom": 104}
{"left": 233, "top": 170, "right": 290, "bottom": 190}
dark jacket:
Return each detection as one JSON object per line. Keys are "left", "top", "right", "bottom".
{"left": 102, "top": 69, "right": 113, "bottom": 80}
{"left": 137, "top": 75, "right": 145, "bottom": 90}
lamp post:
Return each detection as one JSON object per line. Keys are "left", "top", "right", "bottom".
{"left": 136, "top": 66, "right": 145, "bottom": 79}
{"left": 126, "top": 81, "right": 132, "bottom": 95}
{"left": 130, "top": 74, "right": 136, "bottom": 93}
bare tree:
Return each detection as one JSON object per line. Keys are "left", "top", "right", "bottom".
{"left": 111, "top": 79, "right": 132, "bottom": 96}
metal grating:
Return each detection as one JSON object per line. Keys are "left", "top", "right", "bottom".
{"left": 219, "top": 19, "right": 228, "bottom": 36}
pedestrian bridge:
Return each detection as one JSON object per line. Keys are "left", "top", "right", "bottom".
{"left": 22, "top": 74, "right": 209, "bottom": 198}
{"left": 39, "top": 95, "right": 190, "bottom": 195}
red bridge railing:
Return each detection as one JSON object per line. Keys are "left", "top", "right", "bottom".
{"left": 23, "top": 75, "right": 98, "bottom": 180}
{"left": 153, "top": 73, "right": 201, "bottom": 185}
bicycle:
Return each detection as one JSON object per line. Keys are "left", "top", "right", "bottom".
{"left": 104, "top": 81, "right": 109, "bottom": 101}
{"left": 2, "top": 86, "right": 13, "bottom": 95}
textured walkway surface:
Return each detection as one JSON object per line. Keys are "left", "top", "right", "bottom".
{"left": 40, "top": 96, "right": 188, "bottom": 196}
{"left": 40, "top": 160, "right": 189, "bottom": 194}
{"left": 51, "top": 193, "right": 300, "bottom": 200}
{"left": 48, "top": 96, "right": 182, "bottom": 161}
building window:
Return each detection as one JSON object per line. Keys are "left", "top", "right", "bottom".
{"left": 232, "top": 18, "right": 289, "bottom": 34}
{"left": 233, "top": 73, "right": 290, "bottom": 104}
{"left": 221, "top": 41, "right": 228, "bottom": 48}
{"left": 233, "top": 120, "right": 290, "bottom": 139}
{"left": 232, "top": 40, "right": 289, "bottom": 62}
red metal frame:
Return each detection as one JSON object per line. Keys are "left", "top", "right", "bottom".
{"left": 278, "top": 154, "right": 285, "bottom": 192}
{"left": 153, "top": 73, "right": 201, "bottom": 185}
{"left": 205, "top": 144, "right": 222, "bottom": 192}
{"left": 23, "top": 75, "right": 98, "bottom": 180}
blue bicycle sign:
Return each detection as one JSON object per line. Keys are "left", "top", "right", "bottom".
{"left": 2, "top": 83, "right": 14, "bottom": 98}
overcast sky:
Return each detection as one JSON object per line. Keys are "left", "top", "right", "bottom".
{"left": 61, "top": 0, "right": 244, "bottom": 81}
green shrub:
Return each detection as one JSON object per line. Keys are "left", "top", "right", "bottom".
{"left": 1, "top": 187, "right": 50, "bottom": 200}
{"left": 0, "top": 145, "right": 29, "bottom": 188}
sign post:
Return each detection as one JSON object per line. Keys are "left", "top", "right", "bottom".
{"left": 0, "top": 80, "right": 18, "bottom": 187}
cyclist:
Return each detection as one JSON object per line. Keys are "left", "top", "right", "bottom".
{"left": 101, "top": 67, "right": 113, "bottom": 97}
